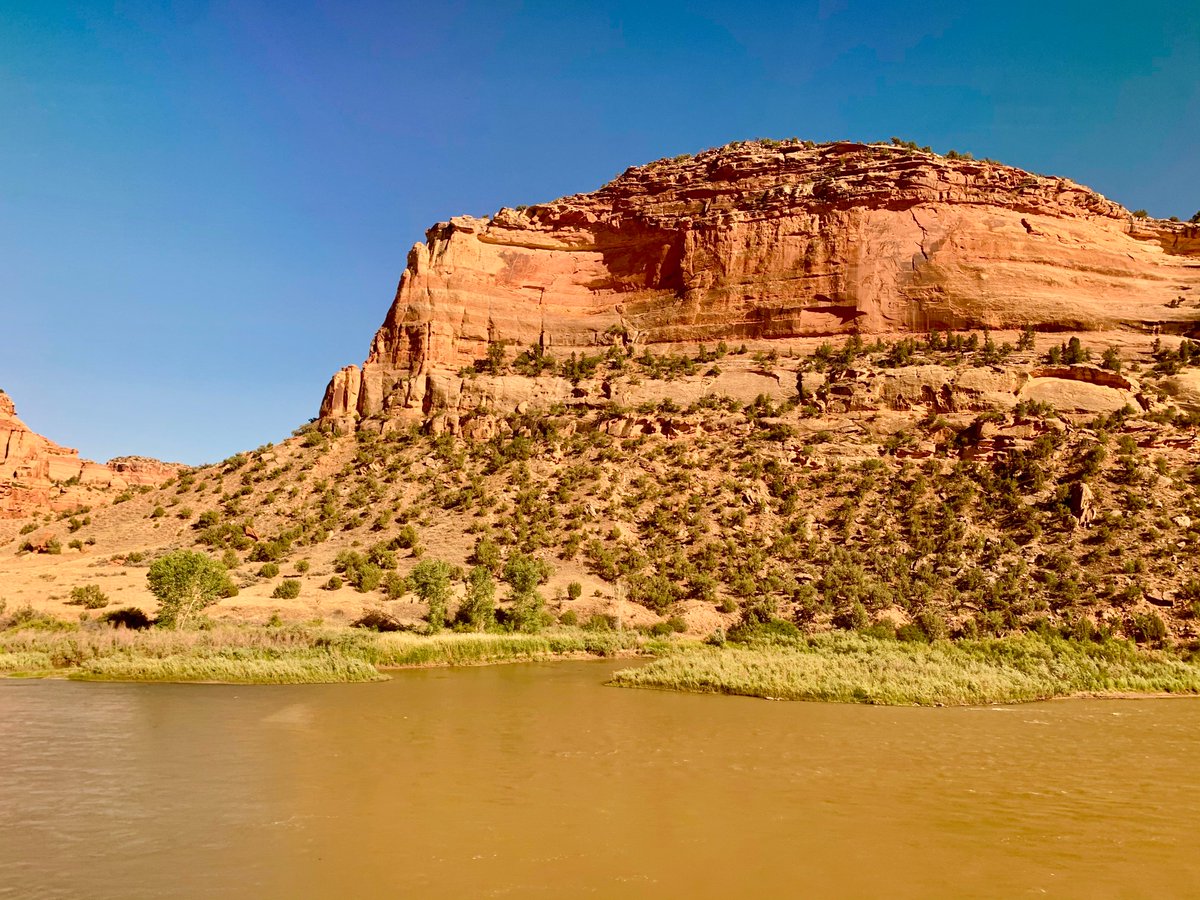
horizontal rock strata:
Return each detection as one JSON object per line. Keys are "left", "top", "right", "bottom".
{"left": 0, "top": 391, "right": 182, "bottom": 518}
{"left": 320, "top": 139, "right": 1200, "bottom": 428}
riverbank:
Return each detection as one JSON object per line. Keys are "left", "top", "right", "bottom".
{"left": 5, "top": 622, "right": 1200, "bottom": 704}
{"left": 0, "top": 624, "right": 657, "bottom": 684}
{"left": 609, "top": 632, "right": 1200, "bottom": 706}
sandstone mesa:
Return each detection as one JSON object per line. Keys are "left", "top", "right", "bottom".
{"left": 0, "top": 390, "right": 181, "bottom": 518}
{"left": 319, "top": 139, "right": 1200, "bottom": 431}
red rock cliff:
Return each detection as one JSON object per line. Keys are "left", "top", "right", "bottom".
{"left": 0, "top": 390, "right": 183, "bottom": 518}
{"left": 321, "top": 139, "right": 1200, "bottom": 424}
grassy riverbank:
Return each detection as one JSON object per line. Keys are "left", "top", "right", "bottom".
{"left": 5, "top": 620, "right": 1200, "bottom": 704}
{"left": 0, "top": 623, "right": 654, "bottom": 684}
{"left": 610, "top": 632, "right": 1200, "bottom": 706}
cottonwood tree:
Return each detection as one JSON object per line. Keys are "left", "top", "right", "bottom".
{"left": 146, "top": 550, "right": 234, "bottom": 628}
{"left": 410, "top": 559, "right": 455, "bottom": 632}
{"left": 455, "top": 566, "right": 496, "bottom": 631}
{"left": 502, "top": 552, "right": 551, "bottom": 633}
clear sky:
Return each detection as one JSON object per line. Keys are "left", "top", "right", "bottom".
{"left": 2, "top": 0, "right": 1197, "bottom": 465}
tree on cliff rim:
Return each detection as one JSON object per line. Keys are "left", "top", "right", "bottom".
{"left": 147, "top": 550, "right": 234, "bottom": 628}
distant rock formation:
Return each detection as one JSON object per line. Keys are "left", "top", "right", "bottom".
{"left": 0, "top": 390, "right": 183, "bottom": 518}
{"left": 320, "top": 138, "right": 1200, "bottom": 430}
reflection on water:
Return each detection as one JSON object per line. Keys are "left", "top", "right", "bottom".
{"left": 1, "top": 662, "right": 1198, "bottom": 899}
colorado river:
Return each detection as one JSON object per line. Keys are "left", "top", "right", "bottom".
{"left": 2, "top": 661, "right": 1197, "bottom": 898}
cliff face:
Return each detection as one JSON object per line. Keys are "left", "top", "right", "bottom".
{"left": 0, "top": 391, "right": 182, "bottom": 518}
{"left": 321, "top": 139, "right": 1200, "bottom": 426}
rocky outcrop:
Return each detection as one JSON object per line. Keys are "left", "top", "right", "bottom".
{"left": 320, "top": 139, "right": 1200, "bottom": 428}
{"left": 1163, "top": 370, "right": 1200, "bottom": 412}
{"left": 822, "top": 362, "right": 1141, "bottom": 417}
{"left": 0, "top": 390, "right": 184, "bottom": 518}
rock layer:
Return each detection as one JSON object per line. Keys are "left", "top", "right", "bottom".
{"left": 0, "top": 391, "right": 183, "bottom": 518}
{"left": 321, "top": 139, "right": 1200, "bottom": 427}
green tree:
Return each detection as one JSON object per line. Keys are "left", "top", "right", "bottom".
{"left": 503, "top": 552, "right": 551, "bottom": 633}
{"left": 456, "top": 566, "right": 496, "bottom": 631}
{"left": 471, "top": 535, "right": 502, "bottom": 574}
{"left": 502, "top": 552, "right": 551, "bottom": 595}
{"left": 147, "top": 550, "right": 234, "bottom": 628}
{"left": 1062, "top": 336, "right": 1090, "bottom": 365}
{"left": 410, "top": 559, "right": 454, "bottom": 632}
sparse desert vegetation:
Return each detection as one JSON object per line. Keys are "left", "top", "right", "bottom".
{"left": 3, "top": 331, "right": 1200, "bottom": 701}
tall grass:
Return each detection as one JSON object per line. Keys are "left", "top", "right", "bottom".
{"left": 357, "top": 630, "right": 646, "bottom": 667}
{"left": 0, "top": 651, "right": 53, "bottom": 673}
{"left": 0, "top": 624, "right": 653, "bottom": 684}
{"left": 610, "top": 632, "right": 1200, "bottom": 706}
{"left": 73, "top": 654, "right": 383, "bottom": 684}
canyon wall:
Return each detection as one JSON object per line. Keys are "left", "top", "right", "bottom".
{"left": 0, "top": 391, "right": 182, "bottom": 518}
{"left": 320, "top": 139, "right": 1200, "bottom": 428}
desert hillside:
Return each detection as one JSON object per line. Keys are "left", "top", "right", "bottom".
{"left": 4, "top": 330, "right": 1199, "bottom": 650}
{"left": 3, "top": 140, "right": 1200, "bottom": 652}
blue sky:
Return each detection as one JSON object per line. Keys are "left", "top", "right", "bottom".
{"left": 2, "top": 0, "right": 1197, "bottom": 464}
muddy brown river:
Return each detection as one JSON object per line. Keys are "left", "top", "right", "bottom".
{"left": 2, "top": 660, "right": 1198, "bottom": 898}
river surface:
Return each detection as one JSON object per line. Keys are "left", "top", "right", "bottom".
{"left": 2, "top": 661, "right": 1198, "bottom": 899}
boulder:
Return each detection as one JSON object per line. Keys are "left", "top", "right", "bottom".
{"left": 1069, "top": 482, "right": 1097, "bottom": 526}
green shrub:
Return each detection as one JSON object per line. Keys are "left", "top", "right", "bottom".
{"left": 648, "top": 616, "right": 687, "bottom": 636}
{"left": 1129, "top": 612, "right": 1167, "bottom": 645}
{"left": 472, "top": 535, "right": 502, "bottom": 573}
{"left": 394, "top": 524, "right": 420, "bottom": 550}
{"left": 333, "top": 551, "right": 383, "bottom": 592}
{"left": 271, "top": 579, "right": 301, "bottom": 600}
{"left": 66, "top": 584, "right": 109, "bottom": 609}
{"left": 356, "top": 564, "right": 383, "bottom": 593}
{"left": 832, "top": 601, "right": 870, "bottom": 631}
{"left": 584, "top": 613, "right": 616, "bottom": 632}
{"left": 258, "top": 562, "right": 280, "bottom": 578}
{"left": 323, "top": 575, "right": 343, "bottom": 591}
{"left": 383, "top": 572, "right": 408, "bottom": 599}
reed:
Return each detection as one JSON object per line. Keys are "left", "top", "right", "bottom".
{"left": 0, "top": 651, "right": 53, "bottom": 673}
{"left": 609, "top": 632, "right": 1200, "bottom": 706}
{"left": 0, "top": 624, "right": 653, "bottom": 684}
{"left": 72, "top": 653, "right": 383, "bottom": 684}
